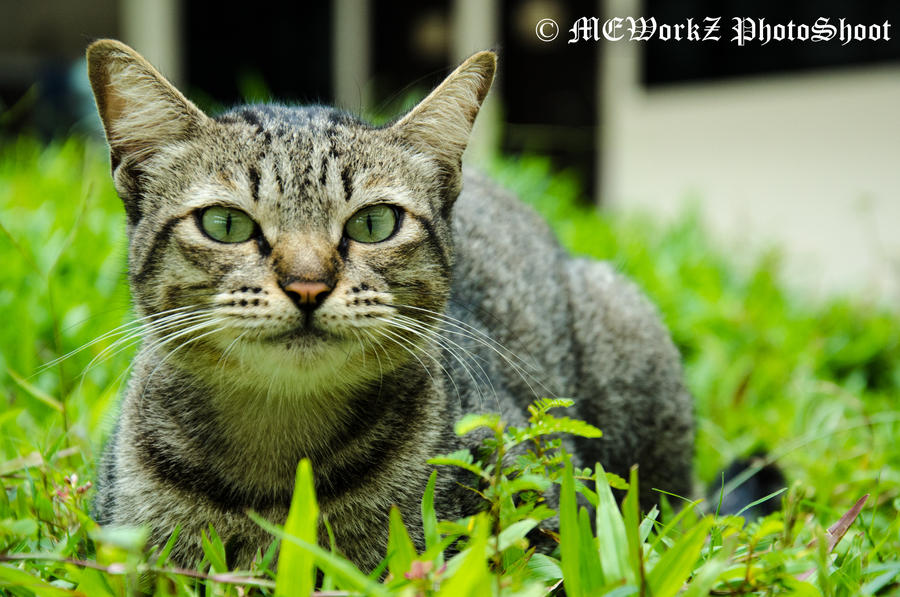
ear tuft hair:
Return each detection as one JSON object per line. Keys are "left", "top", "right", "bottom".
{"left": 394, "top": 51, "right": 497, "bottom": 170}
{"left": 86, "top": 39, "right": 207, "bottom": 165}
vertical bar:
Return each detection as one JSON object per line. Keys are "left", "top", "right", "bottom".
{"left": 120, "top": 0, "right": 183, "bottom": 87}
{"left": 597, "top": 0, "right": 641, "bottom": 206}
{"left": 452, "top": 0, "right": 501, "bottom": 164}
{"left": 333, "top": 0, "right": 372, "bottom": 112}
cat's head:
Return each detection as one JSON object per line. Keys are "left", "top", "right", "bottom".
{"left": 86, "top": 39, "right": 495, "bottom": 394}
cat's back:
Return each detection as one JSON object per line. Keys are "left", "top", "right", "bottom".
{"left": 450, "top": 172, "right": 693, "bottom": 504}
{"left": 448, "top": 171, "right": 576, "bottom": 408}
{"left": 451, "top": 170, "right": 567, "bottom": 326}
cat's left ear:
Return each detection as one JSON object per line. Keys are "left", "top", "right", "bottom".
{"left": 86, "top": 39, "right": 209, "bottom": 168}
{"left": 394, "top": 51, "right": 496, "bottom": 174}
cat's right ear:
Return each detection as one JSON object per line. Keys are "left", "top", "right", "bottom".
{"left": 394, "top": 51, "right": 496, "bottom": 183}
{"left": 86, "top": 39, "right": 208, "bottom": 168}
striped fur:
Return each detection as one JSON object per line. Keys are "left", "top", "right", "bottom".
{"left": 87, "top": 40, "right": 693, "bottom": 572}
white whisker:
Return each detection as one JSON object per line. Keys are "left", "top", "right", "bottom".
{"left": 393, "top": 314, "right": 496, "bottom": 386}
{"left": 392, "top": 304, "right": 555, "bottom": 399}
{"left": 81, "top": 310, "right": 215, "bottom": 375}
{"left": 37, "top": 304, "right": 203, "bottom": 373}
{"left": 215, "top": 330, "right": 251, "bottom": 375}
{"left": 382, "top": 315, "right": 497, "bottom": 410}
{"left": 141, "top": 320, "right": 226, "bottom": 396}
{"left": 371, "top": 326, "right": 464, "bottom": 408}
{"left": 399, "top": 304, "right": 542, "bottom": 372}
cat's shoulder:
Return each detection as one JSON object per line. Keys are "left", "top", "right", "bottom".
{"left": 454, "top": 169, "right": 560, "bottom": 249}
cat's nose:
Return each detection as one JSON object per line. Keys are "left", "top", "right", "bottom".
{"left": 282, "top": 280, "right": 332, "bottom": 313}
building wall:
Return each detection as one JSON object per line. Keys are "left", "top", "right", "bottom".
{"left": 601, "top": 44, "right": 900, "bottom": 302}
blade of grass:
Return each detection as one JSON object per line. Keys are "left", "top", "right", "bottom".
{"left": 680, "top": 536, "right": 737, "bottom": 597}
{"left": 594, "top": 462, "right": 632, "bottom": 585}
{"left": 249, "top": 511, "right": 388, "bottom": 597}
{"left": 735, "top": 487, "right": 787, "bottom": 518}
{"left": 648, "top": 499, "right": 704, "bottom": 555}
{"left": 276, "top": 458, "right": 319, "bottom": 597}
{"left": 578, "top": 506, "right": 605, "bottom": 592}
{"left": 436, "top": 512, "right": 492, "bottom": 597}
{"left": 7, "top": 367, "right": 63, "bottom": 412}
{"left": 387, "top": 506, "right": 416, "bottom": 580}
{"left": 0, "top": 563, "right": 75, "bottom": 596}
{"left": 646, "top": 516, "right": 714, "bottom": 597}
{"left": 200, "top": 525, "right": 228, "bottom": 573}
{"left": 622, "top": 466, "right": 643, "bottom": 587}
{"left": 798, "top": 494, "right": 869, "bottom": 582}
{"left": 559, "top": 457, "right": 584, "bottom": 597}
{"left": 154, "top": 524, "right": 181, "bottom": 567}
{"left": 422, "top": 470, "right": 440, "bottom": 553}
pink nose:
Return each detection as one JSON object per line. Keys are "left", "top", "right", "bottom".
{"left": 282, "top": 281, "right": 332, "bottom": 312}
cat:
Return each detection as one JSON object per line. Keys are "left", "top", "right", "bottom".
{"left": 86, "top": 39, "right": 694, "bottom": 572}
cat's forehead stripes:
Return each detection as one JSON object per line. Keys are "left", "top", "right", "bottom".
{"left": 248, "top": 166, "right": 261, "bottom": 202}
{"left": 214, "top": 105, "right": 374, "bottom": 211}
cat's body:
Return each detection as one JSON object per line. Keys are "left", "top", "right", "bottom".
{"left": 87, "top": 40, "right": 693, "bottom": 572}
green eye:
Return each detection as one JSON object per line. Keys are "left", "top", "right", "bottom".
{"left": 200, "top": 207, "right": 256, "bottom": 243}
{"left": 345, "top": 204, "right": 398, "bottom": 243}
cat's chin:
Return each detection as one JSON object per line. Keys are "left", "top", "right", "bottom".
{"left": 246, "top": 324, "right": 359, "bottom": 367}
{"left": 207, "top": 328, "right": 378, "bottom": 398}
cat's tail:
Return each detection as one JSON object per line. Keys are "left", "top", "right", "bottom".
{"left": 707, "top": 452, "right": 787, "bottom": 520}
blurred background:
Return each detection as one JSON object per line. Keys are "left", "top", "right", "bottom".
{"left": 1, "top": 0, "right": 899, "bottom": 302}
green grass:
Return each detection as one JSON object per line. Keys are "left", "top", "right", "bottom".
{"left": 1, "top": 137, "right": 899, "bottom": 595}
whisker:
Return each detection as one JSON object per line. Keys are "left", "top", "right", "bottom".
{"left": 80, "top": 313, "right": 220, "bottom": 406}
{"left": 389, "top": 287, "right": 546, "bottom": 372}
{"left": 68, "top": 310, "right": 210, "bottom": 403}
{"left": 371, "top": 327, "right": 464, "bottom": 408}
{"left": 393, "top": 314, "right": 496, "bottom": 379}
{"left": 392, "top": 304, "right": 555, "bottom": 399}
{"left": 78, "top": 311, "right": 215, "bottom": 378}
{"left": 143, "top": 317, "right": 222, "bottom": 358}
{"left": 349, "top": 328, "right": 366, "bottom": 368}
{"left": 141, "top": 320, "right": 226, "bottom": 397}
{"left": 429, "top": 321, "right": 551, "bottom": 398}
{"left": 361, "top": 330, "right": 389, "bottom": 395}
{"left": 371, "top": 327, "right": 438, "bottom": 387}
{"left": 37, "top": 304, "right": 203, "bottom": 373}
{"left": 384, "top": 315, "right": 497, "bottom": 409}
{"left": 397, "top": 314, "right": 503, "bottom": 410}
{"left": 396, "top": 304, "right": 543, "bottom": 373}
{"left": 67, "top": 311, "right": 217, "bottom": 404}
{"left": 215, "top": 330, "right": 251, "bottom": 375}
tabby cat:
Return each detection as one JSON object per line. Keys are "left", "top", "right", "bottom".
{"left": 87, "top": 39, "right": 693, "bottom": 572}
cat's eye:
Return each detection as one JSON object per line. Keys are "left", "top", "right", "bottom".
{"left": 344, "top": 204, "right": 399, "bottom": 244}
{"left": 200, "top": 206, "right": 256, "bottom": 243}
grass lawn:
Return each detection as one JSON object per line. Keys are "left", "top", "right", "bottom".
{"left": 1, "top": 136, "right": 898, "bottom": 595}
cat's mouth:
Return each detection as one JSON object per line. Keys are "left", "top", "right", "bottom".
{"left": 265, "top": 324, "right": 330, "bottom": 345}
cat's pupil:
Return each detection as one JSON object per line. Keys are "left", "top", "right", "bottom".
{"left": 366, "top": 214, "right": 373, "bottom": 235}
{"left": 226, "top": 213, "right": 232, "bottom": 235}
